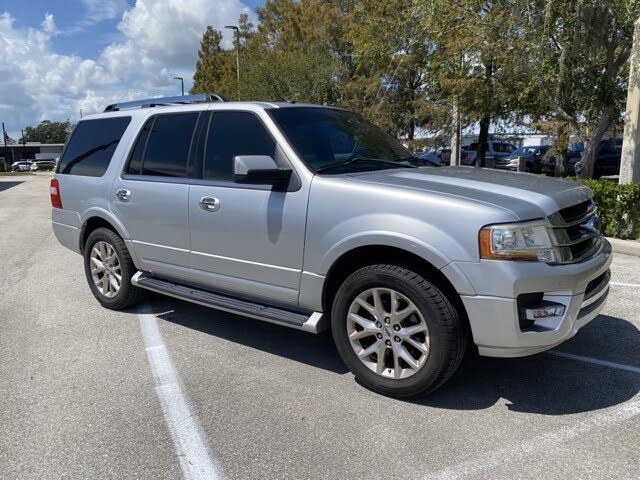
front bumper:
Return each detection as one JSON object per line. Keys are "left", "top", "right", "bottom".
{"left": 456, "top": 239, "right": 612, "bottom": 357}
{"left": 494, "top": 164, "right": 517, "bottom": 171}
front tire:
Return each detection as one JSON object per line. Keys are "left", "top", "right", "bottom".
{"left": 331, "top": 264, "right": 467, "bottom": 398}
{"left": 83, "top": 228, "right": 144, "bottom": 310}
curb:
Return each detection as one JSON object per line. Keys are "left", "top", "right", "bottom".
{"left": 607, "top": 237, "right": 640, "bottom": 257}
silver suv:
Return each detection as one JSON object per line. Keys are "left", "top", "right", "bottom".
{"left": 51, "top": 94, "right": 611, "bottom": 397}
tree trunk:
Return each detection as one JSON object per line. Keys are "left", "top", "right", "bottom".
{"left": 450, "top": 100, "right": 461, "bottom": 166}
{"left": 620, "top": 17, "right": 640, "bottom": 184}
{"left": 577, "top": 109, "right": 613, "bottom": 179}
{"left": 554, "top": 124, "right": 569, "bottom": 177}
{"left": 477, "top": 116, "right": 490, "bottom": 167}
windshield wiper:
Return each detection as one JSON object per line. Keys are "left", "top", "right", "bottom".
{"left": 316, "top": 156, "right": 417, "bottom": 174}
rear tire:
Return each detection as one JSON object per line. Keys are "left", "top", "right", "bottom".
{"left": 83, "top": 228, "right": 144, "bottom": 310}
{"left": 331, "top": 264, "right": 468, "bottom": 398}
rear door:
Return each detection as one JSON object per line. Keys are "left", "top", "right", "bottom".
{"left": 187, "top": 110, "right": 308, "bottom": 307}
{"left": 110, "top": 111, "right": 204, "bottom": 281}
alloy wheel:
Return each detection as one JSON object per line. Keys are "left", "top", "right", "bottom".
{"left": 90, "top": 241, "right": 121, "bottom": 298}
{"left": 347, "top": 287, "right": 430, "bottom": 379}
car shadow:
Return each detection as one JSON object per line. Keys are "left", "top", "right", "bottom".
{"left": 0, "top": 181, "right": 24, "bottom": 192}
{"left": 415, "top": 314, "right": 639, "bottom": 415}
{"left": 148, "top": 296, "right": 639, "bottom": 415}
{"left": 150, "top": 294, "right": 349, "bottom": 375}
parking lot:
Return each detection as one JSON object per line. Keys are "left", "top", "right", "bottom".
{"left": 1, "top": 174, "right": 638, "bottom": 479}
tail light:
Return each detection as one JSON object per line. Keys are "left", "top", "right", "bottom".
{"left": 50, "top": 179, "right": 62, "bottom": 209}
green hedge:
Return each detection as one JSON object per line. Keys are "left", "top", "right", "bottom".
{"left": 35, "top": 163, "right": 56, "bottom": 171}
{"left": 575, "top": 179, "right": 640, "bottom": 240}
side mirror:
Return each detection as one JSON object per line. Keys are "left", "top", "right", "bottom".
{"left": 233, "top": 155, "right": 292, "bottom": 187}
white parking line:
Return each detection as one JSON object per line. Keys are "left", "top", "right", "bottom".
{"left": 547, "top": 350, "right": 640, "bottom": 374}
{"left": 424, "top": 397, "right": 640, "bottom": 480}
{"left": 610, "top": 282, "right": 640, "bottom": 288}
{"left": 139, "top": 311, "right": 222, "bottom": 480}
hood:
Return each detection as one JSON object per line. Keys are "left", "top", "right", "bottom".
{"left": 349, "top": 166, "right": 592, "bottom": 220}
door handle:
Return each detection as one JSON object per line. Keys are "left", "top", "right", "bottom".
{"left": 199, "top": 196, "right": 221, "bottom": 212}
{"left": 115, "top": 189, "right": 131, "bottom": 201}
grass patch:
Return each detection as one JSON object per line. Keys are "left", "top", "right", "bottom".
{"left": 0, "top": 171, "right": 35, "bottom": 177}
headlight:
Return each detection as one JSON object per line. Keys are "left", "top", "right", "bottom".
{"left": 479, "top": 220, "right": 558, "bottom": 262}
{"left": 508, "top": 158, "right": 519, "bottom": 165}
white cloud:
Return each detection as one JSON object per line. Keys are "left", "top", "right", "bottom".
{"left": 0, "top": 0, "right": 250, "bottom": 137}
{"left": 41, "top": 13, "right": 57, "bottom": 34}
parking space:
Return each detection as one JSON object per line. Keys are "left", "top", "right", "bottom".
{"left": 1, "top": 175, "right": 638, "bottom": 479}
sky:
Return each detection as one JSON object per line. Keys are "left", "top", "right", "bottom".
{"left": 0, "top": 0, "right": 264, "bottom": 139}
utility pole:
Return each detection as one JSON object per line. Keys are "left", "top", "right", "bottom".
{"left": 225, "top": 25, "right": 240, "bottom": 101}
{"left": 2, "top": 122, "right": 7, "bottom": 170}
{"left": 3, "top": 122, "right": 14, "bottom": 164}
{"left": 173, "top": 77, "right": 185, "bottom": 96}
{"left": 620, "top": 18, "right": 640, "bottom": 184}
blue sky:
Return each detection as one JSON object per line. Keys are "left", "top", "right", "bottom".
{"left": 0, "top": 0, "right": 264, "bottom": 138}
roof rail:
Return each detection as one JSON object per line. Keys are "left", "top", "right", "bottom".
{"left": 103, "top": 93, "right": 227, "bottom": 112}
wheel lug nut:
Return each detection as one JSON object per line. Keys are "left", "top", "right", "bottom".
{"left": 377, "top": 333, "right": 383, "bottom": 339}
{"left": 393, "top": 325, "right": 400, "bottom": 331}
{"left": 375, "top": 321, "right": 382, "bottom": 328}
{"left": 394, "top": 336, "right": 401, "bottom": 343}
{"left": 384, "top": 317, "right": 390, "bottom": 324}
{"left": 385, "top": 339, "right": 391, "bottom": 346}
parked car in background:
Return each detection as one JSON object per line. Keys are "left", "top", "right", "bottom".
{"left": 52, "top": 94, "right": 611, "bottom": 398}
{"left": 495, "top": 145, "right": 550, "bottom": 173}
{"left": 462, "top": 141, "right": 517, "bottom": 166}
{"left": 11, "top": 161, "right": 33, "bottom": 172}
{"left": 541, "top": 139, "right": 622, "bottom": 177}
{"left": 414, "top": 151, "right": 444, "bottom": 166}
{"left": 30, "top": 160, "right": 57, "bottom": 171}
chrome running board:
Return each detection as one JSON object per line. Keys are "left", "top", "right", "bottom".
{"left": 132, "top": 271, "right": 326, "bottom": 333}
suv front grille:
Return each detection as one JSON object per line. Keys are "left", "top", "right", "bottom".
{"left": 548, "top": 199, "right": 602, "bottom": 264}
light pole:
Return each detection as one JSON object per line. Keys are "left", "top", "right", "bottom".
{"left": 173, "top": 77, "right": 184, "bottom": 96}
{"left": 225, "top": 25, "right": 240, "bottom": 100}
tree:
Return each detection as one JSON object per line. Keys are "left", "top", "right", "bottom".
{"left": 518, "top": 0, "right": 640, "bottom": 178}
{"left": 20, "top": 120, "right": 72, "bottom": 144}
{"left": 347, "top": 0, "right": 447, "bottom": 142}
{"left": 419, "top": 1, "right": 527, "bottom": 166}
{"left": 191, "top": 26, "right": 237, "bottom": 98}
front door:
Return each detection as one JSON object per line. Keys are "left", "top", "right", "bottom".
{"left": 188, "top": 110, "right": 308, "bottom": 307}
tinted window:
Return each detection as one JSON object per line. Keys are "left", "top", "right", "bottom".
{"left": 58, "top": 117, "right": 131, "bottom": 176}
{"left": 126, "top": 119, "right": 152, "bottom": 175}
{"left": 268, "top": 107, "right": 411, "bottom": 173}
{"left": 204, "top": 111, "right": 276, "bottom": 180}
{"left": 142, "top": 113, "right": 199, "bottom": 177}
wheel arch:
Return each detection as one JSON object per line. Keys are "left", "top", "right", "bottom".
{"left": 79, "top": 209, "right": 130, "bottom": 254}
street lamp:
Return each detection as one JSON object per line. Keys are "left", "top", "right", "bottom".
{"left": 225, "top": 25, "right": 240, "bottom": 101}
{"left": 173, "top": 77, "right": 184, "bottom": 96}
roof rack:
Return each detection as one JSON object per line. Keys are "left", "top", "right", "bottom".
{"left": 103, "top": 93, "right": 227, "bottom": 112}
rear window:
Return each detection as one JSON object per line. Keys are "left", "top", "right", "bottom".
{"left": 58, "top": 117, "right": 131, "bottom": 176}
{"left": 125, "top": 112, "right": 199, "bottom": 177}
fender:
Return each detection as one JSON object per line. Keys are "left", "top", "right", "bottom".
{"left": 79, "top": 207, "right": 131, "bottom": 240}
{"left": 317, "top": 230, "right": 453, "bottom": 275}
{"left": 298, "top": 230, "right": 476, "bottom": 312}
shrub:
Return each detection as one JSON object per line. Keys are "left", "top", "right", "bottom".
{"left": 36, "top": 163, "right": 56, "bottom": 171}
{"left": 575, "top": 179, "right": 640, "bottom": 240}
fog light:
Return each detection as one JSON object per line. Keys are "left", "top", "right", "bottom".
{"left": 524, "top": 302, "right": 566, "bottom": 321}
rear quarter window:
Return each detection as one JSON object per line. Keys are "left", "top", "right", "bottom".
{"left": 58, "top": 116, "right": 131, "bottom": 177}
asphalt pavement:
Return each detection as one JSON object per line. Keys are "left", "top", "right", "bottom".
{"left": 1, "top": 174, "right": 638, "bottom": 480}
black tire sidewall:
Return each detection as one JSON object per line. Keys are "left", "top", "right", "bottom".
{"left": 83, "top": 228, "right": 137, "bottom": 309}
{"left": 331, "top": 267, "right": 455, "bottom": 396}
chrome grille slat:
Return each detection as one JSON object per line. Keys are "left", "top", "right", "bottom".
{"left": 548, "top": 199, "right": 601, "bottom": 264}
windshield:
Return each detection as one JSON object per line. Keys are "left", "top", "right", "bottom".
{"left": 268, "top": 107, "right": 414, "bottom": 173}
